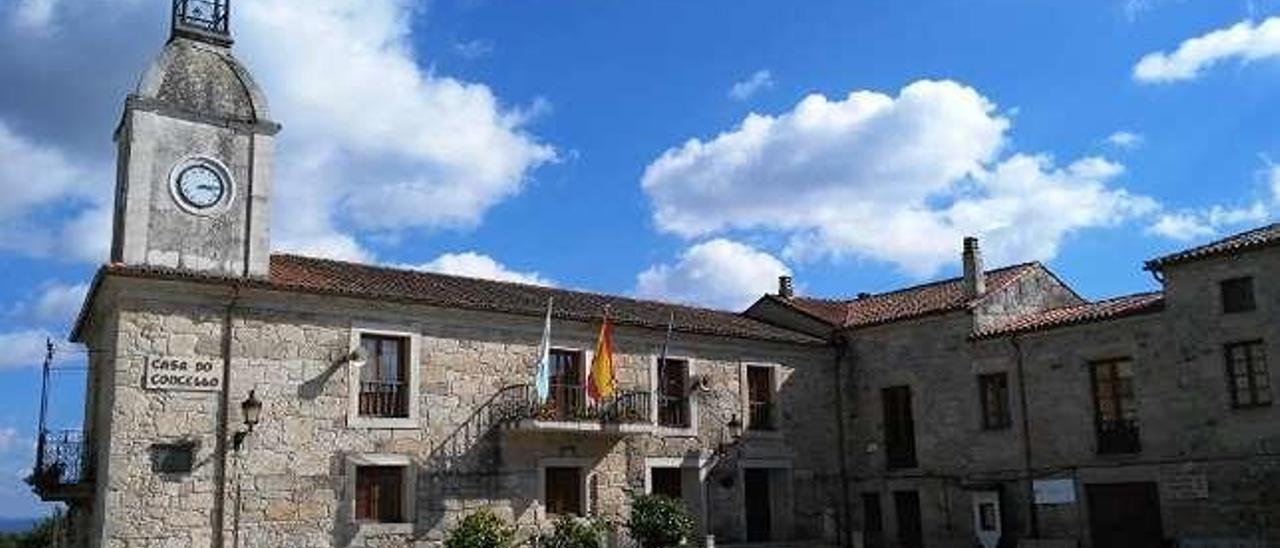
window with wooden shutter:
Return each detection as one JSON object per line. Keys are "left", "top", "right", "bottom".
{"left": 355, "top": 466, "right": 405, "bottom": 523}
{"left": 1091, "top": 358, "right": 1141, "bottom": 454}
{"left": 746, "top": 366, "right": 775, "bottom": 431}
{"left": 358, "top": 335, "right": 409, "bottom": 418}
{"left": 1225, "top": 340, "right": 1272, "bottom": 408}
{"left": 882, "top": 386, "right": 917, "bottom": 469}
{"left": 1221, "top": 277, "right": 1256, "bottom": 314}
{"left": 979, "top": 373, "right": 1011, "bottom": 430}
{"left": 657, "top": 359, "right": 690, "bottom": 428}
{"left": 544, "top": 467, "right": 583, "bottom": 516}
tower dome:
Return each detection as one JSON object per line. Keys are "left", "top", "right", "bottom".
{"left": 134, "top": 37, "right": 273, "bottom": 125}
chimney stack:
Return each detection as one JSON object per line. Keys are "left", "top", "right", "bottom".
{"left": 963, "top": 237, "right": 986, "bottom": 298}
{"left": 778, "top": 275, "right": 795, "bottom": 299}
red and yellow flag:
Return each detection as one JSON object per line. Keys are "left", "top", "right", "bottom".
{"left": 587, "top": 310, "right": 616, "bottom": 401}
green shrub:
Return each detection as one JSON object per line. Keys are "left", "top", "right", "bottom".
{"left": 538, "top": 515, "right": 607, "bottom": 548}
{"left": 627, "top": 494, "right": 695, "bottom": 548}
{"left": 445, "top": 509, "right": 516, "bottom": 548}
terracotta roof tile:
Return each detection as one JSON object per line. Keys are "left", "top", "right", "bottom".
{"left": 777, "top": 263, "right": 1043, "bottom": 328}
{"left": 1146, "top": 222, "right": 1280, "bottom": 270}
{"left": 972, "top": 291, "right": 1164, "bottom": 339}
{"left": 96, "top": 254, "right": 823, "bottom": 345}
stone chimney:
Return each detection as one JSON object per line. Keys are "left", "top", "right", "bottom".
{"left": 963, "top": 237, "right": 986, "bottom": 298}
{"left": 778, "top": 275, "right": 795, "bottom": 299}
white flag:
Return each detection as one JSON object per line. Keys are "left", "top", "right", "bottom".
{"left": 534, "top": 297, "right": 553, "bottom": 403}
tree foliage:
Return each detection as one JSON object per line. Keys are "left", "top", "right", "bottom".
{"left": 627, "top": 494, "right": 695, "bottom": 548}
{"left": 444, "top": 509, "right": 517, "bottom": 548}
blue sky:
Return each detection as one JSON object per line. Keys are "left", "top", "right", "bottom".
{"left": 3, "top": 0, "right": 1280, "bottom": 516}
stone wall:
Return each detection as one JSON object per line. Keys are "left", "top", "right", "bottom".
{"left": 83, "top": 278, "right": 839, "bottom": 548}
{"left": 845, "top": 247, "right": 1280, "bottom": 548}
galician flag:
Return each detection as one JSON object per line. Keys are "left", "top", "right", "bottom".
{"left": 534, "top": 297, "right": 553, "bottom": 403}
{"left": 587, "top": 307, "right": 616, "bottom": 401}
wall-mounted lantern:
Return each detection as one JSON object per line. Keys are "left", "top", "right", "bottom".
{"left": 232, "top": 390, "right": 262, "bottom": 452}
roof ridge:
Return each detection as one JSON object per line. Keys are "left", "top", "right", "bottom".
{"left": 801, "top": 261, "right": 1041, "bottom": 304}
{"left": 1146, "top": 221, "right": 1280, "bottom": 269}
{"left": 271, "top": 253, "right": 746, "bottom": 316}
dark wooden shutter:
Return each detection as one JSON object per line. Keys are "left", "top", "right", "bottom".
{"left": 883, "top": 386, "right": 916, "bottom": 469}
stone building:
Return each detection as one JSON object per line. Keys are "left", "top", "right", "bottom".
{"left": 28, "top": 2, "right": 1279, "bottom": 548}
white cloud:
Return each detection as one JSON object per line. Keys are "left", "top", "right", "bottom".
{"left": 13, "top": 282, "right": 89, "bottom": 326}
{"left": 453, "top": 39, "right": 495, "bottom": 59}
{"left": 1270, "top": 165, "right": 1280, "bottom": 202}
{"left": 0, "top": 120, "right": 107, "bottom": 260}
{"left": 1134, "top": 17, "right": 1280, "bottom": 83}
{"left": 237, "top": 0, "right": 555, "bottom": 245}
{"left": 0, "top": 330, "right": 57, "bottom": 370}
{"left": 635, "top": 239, "right": 789, "bottom": 310}
{"left": 11, "top": 0, "right": 59, "bottom": 31}
{"left": 3, "top": 0, "right": 556, "bottom": 263}
{"left": 728, "top": 70, "right": 775, "bottom": 101}
{"left": 643, "top": 80, "right": 1156, "bottom": 277}
{"left": 1105, "top": 130, "right": 1144, "bottom": 149}
{"left": 411, "top": 252, "right": 552, "bottom": 286}
{"left": 0, "top": 428, "right": 20, "bottom": 453}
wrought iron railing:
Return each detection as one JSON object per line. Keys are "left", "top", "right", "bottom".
{"left": 489, "top": 384, "right": 652, "bottom": 425}
{"left": 359, "top": 380, "right": 409, "bottom": 418}
{"left": 31, "top": 430, "right": 91, "bottom": 492}
{"left": 657, "top": 394, "right": 691, "bottom": 428}
{"left": 1096, "top": 419, "right": 1141, "bottom": 454}
{"left": 747, "top": 400, "right": 776, "bottom": 431}
{"left": 173, "top": 0, "right": 229, "bottom": 36}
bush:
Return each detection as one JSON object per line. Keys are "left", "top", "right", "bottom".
{"left": 538, "top": 515, "right": 607, "bottom": 548}
{"left": 627, "top": 494, "right": 695, "bottom": 548}
{"left": 445, "top": 509, "right": 516, "bottom": 548}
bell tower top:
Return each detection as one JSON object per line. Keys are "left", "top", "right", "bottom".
{"left": 172, "top": 0, "right": 232, "bottom": 47}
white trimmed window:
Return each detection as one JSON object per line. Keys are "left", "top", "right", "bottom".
{"left": 538, "top": 458, "right": 593, "bottom": 517}
{"left": 347, "top": 454, "right": 415, "bottom": 532}
{"left": 653, "top": 357, "right": 697, "bottom": 431}
{"left": 744, "top": 364, "right": 779, "bottom": 432}
{"left": 348, "top": 325, "right": 421, "bottom": 429}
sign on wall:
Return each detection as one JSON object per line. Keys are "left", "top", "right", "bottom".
{"left": 1033, "top": 478, "right": 1076, "bottom": 504}
{"left": 144, "top": 356, "right": 223, "bottom": 392}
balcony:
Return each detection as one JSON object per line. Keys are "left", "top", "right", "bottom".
{"left": 1096, "top": 419, "right": 1141, "bottom": 455}
{"left": 490, "top": 384, "right": 653, "bottom": 436}
{"left": 29, "top": 430, "right": 93, "bottom": 502}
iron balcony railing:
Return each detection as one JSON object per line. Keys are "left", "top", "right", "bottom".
{"left": 657, "top": 394, "right": 691, "bottom": 428}
{"left": 747, "top": 400, "right": 776, "bottom": 431}
{"left": 489, "top": 384, "right": 652, "bottom": 425}
{"left": 1096, "top": 419, "right": 1141, "bottom": 454}
{"left": 359, "top": 380, "right": 409, "bottom": 418}
{"left": 30, "top": 430, "right": 91, "bottom": 495}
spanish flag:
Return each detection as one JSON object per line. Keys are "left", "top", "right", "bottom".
{"left": 587, "top": 309, "right": 616, "bottom": 401}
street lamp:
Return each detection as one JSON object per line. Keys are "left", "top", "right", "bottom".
{"left": 232, "top": 390, "right": 262, "bottom": 452}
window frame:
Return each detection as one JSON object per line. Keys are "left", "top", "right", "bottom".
{"left": 1220, "top": 276, "right": 1257, "bottom": 314}
{"left": 1089, "top": 357, "right": 1141, "bottom": 455}
{"left": 882, "top": 385, "right": 917, "bottom": 469}
{"left": 652, "top": 356, "right": 697, "bottom": 433}
{"left": 1224, "top": 340, "right": 1272, "bottom": 408}
{"left": 744, "top": 363, "right": 779, "bottom": 433}
{"left": 538, "top": 458, "right": 593, "bottom": 518}
{"left": 347, "top": 324, "right": 421, "bottom": 430}
{"left": 978, "top": 372, "right": 1012, "bottom": 430}
{"left": 345, "top": 453, "right": 415, "bottom": 534}
{"left": 544, "top": 346, "right": 588, "bottom": 422}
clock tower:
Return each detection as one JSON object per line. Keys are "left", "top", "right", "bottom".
{"left": 110, "top": 0, "right": 279, "bottom": 278}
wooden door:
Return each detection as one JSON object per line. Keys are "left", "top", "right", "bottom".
{"left": 744, "top": 468, "right": 772, "bottom": 542}
{"left": 1086, "top": 483, "right": 1163, "bottom": 548}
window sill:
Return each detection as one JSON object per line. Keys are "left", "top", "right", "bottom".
{"left": 348, "top": 416, "right": 418, "bottom": 430}
{"left": 354, "top": 522, "right": 413, "bottom": 535}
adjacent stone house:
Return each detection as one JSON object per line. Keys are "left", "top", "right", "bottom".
{"left": 29, "top": 2, "right": 1279, "bottom": 548}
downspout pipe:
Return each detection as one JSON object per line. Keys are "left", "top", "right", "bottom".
{"left": 832, "top": 332, "right": 854, "bottom": 548}
{"left": 1009, "top": 334, "right": 1039, "bottom": 539}
{"left": 213, "top": 285, "right": 241, "bottom": 548}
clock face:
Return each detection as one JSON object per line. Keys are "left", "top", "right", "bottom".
{"left": 176, "top": 164, "right": 226, "bottom": 210}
